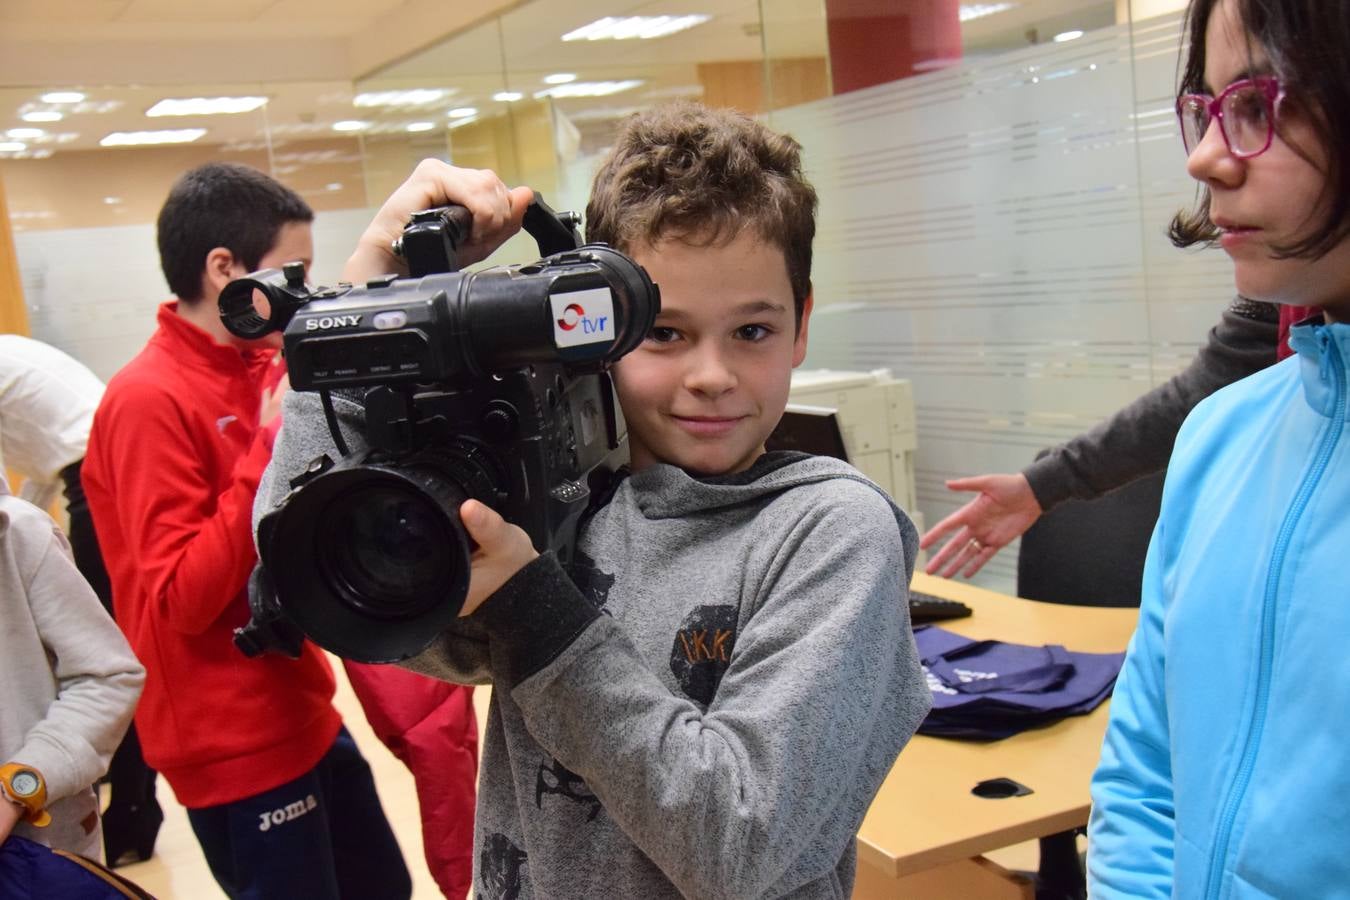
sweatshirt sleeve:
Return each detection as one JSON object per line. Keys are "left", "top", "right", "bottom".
{"left": 478, "top": 485, "right": 932, "bottom": 899}
{"left": 1087, "top": 518, "right": 1175, "bottom": 898}
{"left": 257, "top": 389, "right": 493, "bottom": 683}
{"left": 254, "top": 388, "right": 360, "bottom": 532}
{"left": 92, "top": 380, "right": 271, "bottom": 636}
{"left": 1024, "top": 298, "right": 1277, "bottom": 511}
{"left": 14, "top": 524, "right": 144, "bottom": 802}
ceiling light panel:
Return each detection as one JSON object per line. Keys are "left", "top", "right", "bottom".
{"left": 100, "top": 129, "right": 207, "bottom": 147}
{"left": 146, "top": 96, "right": 268, "bottom": 117}
{"left": 562, "top": 15, "right": 711, "bottom": 41}
{"left": 21, "top": 111, "right": 63, "bottom": 123}
{"left": 353, "top": 89, "right": 453, "bottom": 107}
{"left": 959, "top": 3, "right": 1016, "bottom": 22}
{"left": 535, "top": 80, "right": 644, "bottom": 99}
{"left": 41, "top": 91, "right": 86, "bottom": 103}
{"left": 543, "top": 73, "right": 577, "bottom": 85}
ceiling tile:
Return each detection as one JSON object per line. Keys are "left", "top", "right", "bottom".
{"left": 116, "top": 0, "right": 280, "bottom": 23}
{"left": 0, "top": 0, "right": 130, "bottom": 25}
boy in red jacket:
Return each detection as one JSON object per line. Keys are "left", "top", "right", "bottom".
{"left": 83, "top": 163, "right": 410, "bottom": 899}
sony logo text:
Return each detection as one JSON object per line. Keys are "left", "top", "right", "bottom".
{"left": 305, "top": 314, "right": 364, "bottom": 331}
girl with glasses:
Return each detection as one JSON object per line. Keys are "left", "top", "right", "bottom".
{"left": 1088, "top": 0, "right": 1350, "bottom": 896}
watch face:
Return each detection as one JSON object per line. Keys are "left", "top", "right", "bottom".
{"left": 10, "top": 771, "right": 39, "bottom": 797}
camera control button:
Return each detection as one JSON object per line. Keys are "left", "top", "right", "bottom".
{"left": 481, "top": 403, "right": 518, "bottom": 442}
{"left": 366, "top": 274, "right": 399, "bottom": 289}
{"left": 373, "top": 311, "right": 408, "bottom": 330}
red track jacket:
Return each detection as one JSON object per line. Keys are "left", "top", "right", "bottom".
{"left": 84, "top": 303, "right": 340, "bottom": 808}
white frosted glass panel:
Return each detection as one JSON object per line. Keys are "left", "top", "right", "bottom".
{"left": 770, "top": 15, "right": 1233, "bottom": 592}
{"left": 19, "top": 223, "right": 164, "bottom": 383}
{"left": 19, "top": 207, "right": 372, "bottom": 382}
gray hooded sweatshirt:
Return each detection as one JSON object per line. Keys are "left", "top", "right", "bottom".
{"left": 0, "top": 474, "right": 144, "bottom": 860}
{"left": 259, "top": 391, "right": 931, "bottom": 900}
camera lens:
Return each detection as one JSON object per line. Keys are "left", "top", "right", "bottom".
{"left": 262, "top": 455, "right": 481, "bottom": 663}
{"left": 320, "top": 484, "right": 458, "bottom": 619}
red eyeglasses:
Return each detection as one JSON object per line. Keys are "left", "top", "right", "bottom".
{"left": 1176, "top": 76, "right": 1284, "bottom": 159}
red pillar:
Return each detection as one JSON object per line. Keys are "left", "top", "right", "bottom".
{"left": 825, "top": 0, "right": 963, "bottom": 94}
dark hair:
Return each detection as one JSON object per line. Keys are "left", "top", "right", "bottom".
{"left": 585, "top": 102, "right": 818, "bottom": 327}
{"left": 1170, "top": 0, "right": 1350, "bottom": 258}
{"left": 157, "top": 162, "right": 313, "bottom": 303}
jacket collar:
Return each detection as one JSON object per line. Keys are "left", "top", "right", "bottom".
{"left": 1288, "top": 316, "right": 1350, "bottom": 419}
{"left": 153, "top": 301, "right": 275, "bottom": 376}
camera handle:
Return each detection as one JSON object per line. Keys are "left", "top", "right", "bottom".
{"left": 522, "top": 195, "right": 583, "bottom": 256}
{"left": 393, "top": 195, "right": 583, "bottom": 278}
{"left": 395, "top": 206, "right": 472, "bottom": 277}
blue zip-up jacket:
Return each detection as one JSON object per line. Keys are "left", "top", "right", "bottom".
{"left": 1088, "top": 319, "right": 1350, "bottom": 899}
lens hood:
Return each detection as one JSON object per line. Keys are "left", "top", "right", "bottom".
{"left": 261, "top": 456, "right": 474, "bottom": 662}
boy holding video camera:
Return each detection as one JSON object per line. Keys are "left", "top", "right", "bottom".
{"left": 84, "top": 163, "right": 411, "bottom": 899}
{"left": 263, "top": 102, "right": 930, "bottom": 898}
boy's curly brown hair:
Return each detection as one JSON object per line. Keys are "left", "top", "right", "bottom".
{"left": 585, "top": 102, "right": 818, "bottom": 328}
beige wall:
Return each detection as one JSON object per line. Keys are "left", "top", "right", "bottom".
{"left": 697, "top": 58, "right": 831, "bottom": 116}
{"left": 448, "top": 100, "right": 559, "bottom": 201}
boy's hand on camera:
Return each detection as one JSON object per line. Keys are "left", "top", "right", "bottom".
{"left": 259, "top": 372, "right": 290, "bottom": 427}
{"left": 344, "top": 160, "right": 534, "bottom": 283}
{"left": 458, "top": 499, "right": 538, "bottom": 617}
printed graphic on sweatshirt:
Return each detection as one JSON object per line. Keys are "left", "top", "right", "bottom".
{"left": 670, "top": 605, "right": 738, "bottom": 705}
{"left": 536, "top": 756, "right": 603, "bottom": 822}
{"left": 479, "top": 832, "right": 528, "bottom": 900}
{"left": 568, "top": 549, "right": 615, "bottom": 612}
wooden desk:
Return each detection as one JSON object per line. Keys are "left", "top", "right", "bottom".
{"left": 854, "top": 573, "right": 1138, "bottom": 899}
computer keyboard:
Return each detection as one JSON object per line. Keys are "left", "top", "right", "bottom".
{"left": 908, "top": 590, "right": 973, "bottom": 624}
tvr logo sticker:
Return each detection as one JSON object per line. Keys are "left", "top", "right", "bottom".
{"left": 550, "top": 288, "right": 615, "bottom": 348}
{"left": 556, "top": 303, "right": 583, "bottom": 331}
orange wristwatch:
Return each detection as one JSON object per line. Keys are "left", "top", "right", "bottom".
{"left": 0, "top": 763, "right": 51, "bottom": 827}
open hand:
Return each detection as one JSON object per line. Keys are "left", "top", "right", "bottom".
{"left": 458, "top": 500, "right": 539, "bottom": 618}
{"left": 919, "top": 472, "right": 1043, "bottom": 579}
{"left": 344, "top": 160, "right": 534, "bottom": 283}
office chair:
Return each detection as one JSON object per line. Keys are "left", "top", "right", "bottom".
{"left": 1015, "top": 467, "right": 1164, "bottom": 900}
{"left": 1016, "top": 471, "right": 1163, "bottom": 609}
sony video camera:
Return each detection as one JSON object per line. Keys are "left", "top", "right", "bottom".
{"left": 219, "top": 198, "right": 659, "bottom": 663}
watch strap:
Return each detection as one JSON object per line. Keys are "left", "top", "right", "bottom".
{"left": 0, "top": 763, "right": 52, "bottom": 828}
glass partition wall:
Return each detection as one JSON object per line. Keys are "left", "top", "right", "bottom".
{"left": 1, "top": 0, "right": 1212, "bottom": 593}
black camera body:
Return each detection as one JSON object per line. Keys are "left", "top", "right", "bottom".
{"left": 221, "top": 200, "right": 659, "bottom": 663}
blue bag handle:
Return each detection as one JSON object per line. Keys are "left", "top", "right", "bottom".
{"left": 925, "top": 642, "right": 1076, "bottom": 694}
